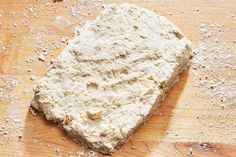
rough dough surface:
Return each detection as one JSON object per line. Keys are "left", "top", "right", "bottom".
{"left": 31, "top": 3, "right": 192, "bottom": 154}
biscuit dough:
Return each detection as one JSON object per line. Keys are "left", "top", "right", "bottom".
{"left": 31, "top": 3, "right": 192, "bottom": 154}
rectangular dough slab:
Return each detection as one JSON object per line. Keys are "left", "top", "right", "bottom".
{"left": 31, "top": 3, "right": 192, "bottom": 154}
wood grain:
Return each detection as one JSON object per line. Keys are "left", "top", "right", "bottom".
{"left": 0, "top": 0, "right": 236, "bottom": 157}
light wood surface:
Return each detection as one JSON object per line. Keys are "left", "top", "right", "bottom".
{"left": 0, "top": 0, "right": 236, "bottom": 156}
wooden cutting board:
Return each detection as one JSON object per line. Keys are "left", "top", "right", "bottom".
{"left": 0, "top": 0, "right": 236, "bottom": 156}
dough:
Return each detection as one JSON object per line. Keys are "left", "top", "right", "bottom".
{"left": 31, "top": 3, "right": 192, "bottom": 154}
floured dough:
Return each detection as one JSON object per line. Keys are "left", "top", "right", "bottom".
{"left": 31, "top": 3, "right": 192, "bottom": 154}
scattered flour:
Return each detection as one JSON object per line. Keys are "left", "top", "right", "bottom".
{"left": 0, "top": 116, "right": 23, "bottom": 145}
{"left": 192, "top": 23, "right": 236, "bottom": 107}
{"left": 0, "top": 76, "right": 21, "bottom": 102}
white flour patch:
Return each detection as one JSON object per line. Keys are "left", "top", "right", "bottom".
{"left": 0, "top": 76, "right": 21, "bottom": 102}
{"left": 192, "top": 23, "right": 236, "bottom": 107}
